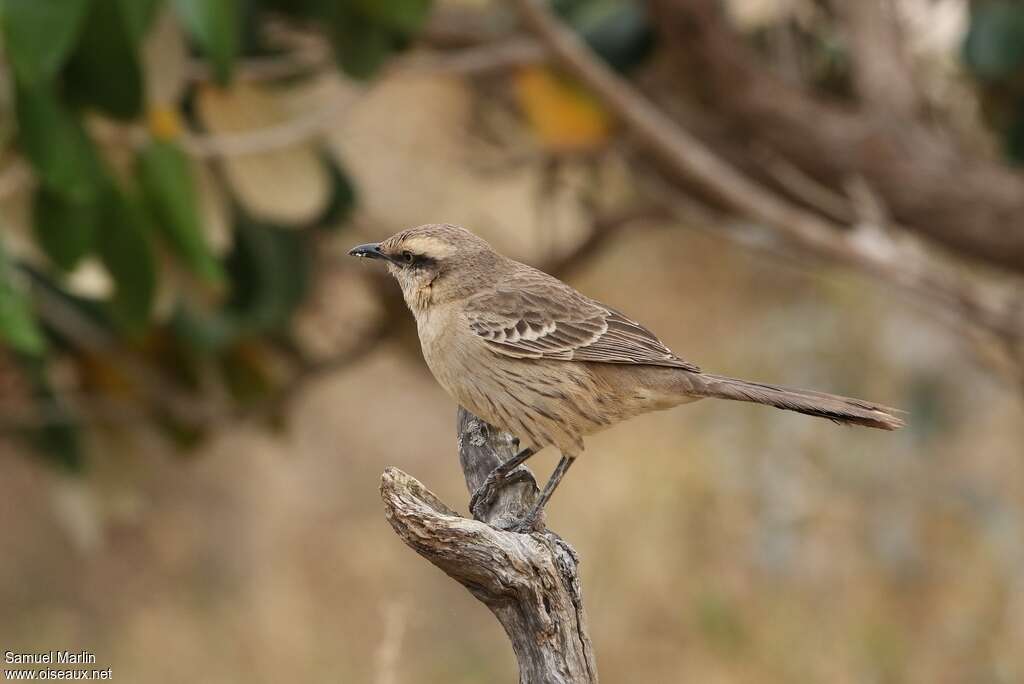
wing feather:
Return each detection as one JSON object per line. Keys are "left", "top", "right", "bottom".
{"left": 464, "top": 273, "right": 700, "bottom": 372}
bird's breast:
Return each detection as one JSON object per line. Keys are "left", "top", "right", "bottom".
{"left": 415, "top": 306, "right": 466, "bottom": 392}
{"left": 415, "top": 308, "right": 517, "bottom": 428}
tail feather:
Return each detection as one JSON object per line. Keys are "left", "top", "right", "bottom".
{"left": 695, "top": 374, "right": 905, "bottom": 430}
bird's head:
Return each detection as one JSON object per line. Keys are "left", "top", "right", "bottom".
{"left": 348, "top": 223, "right": 499, "bottom": 312}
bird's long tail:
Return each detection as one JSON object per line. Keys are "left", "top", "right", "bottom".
{"left": 692, "top": 374, "right": 905, "bottom": 430}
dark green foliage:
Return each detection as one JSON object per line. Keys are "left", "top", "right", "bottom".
{"left": 0, "top": 0, "right": 423, "bottom": 468}
{"left": 304, "top": 154, "right": 358, "bottom": 231}
{"left": 138, "top": 140, "right": 225, "bottom": 283}
{"left": 14, "top": 81, "right": 104, "bottom": 202}
{"left": 0, "top": 262, "right": 76, "bottom": 473}
{"left": 0, "top": 241, "right": 46, "bottom": 357}
{"left": 964, "top": 1, "right": 1024, "bottom": 81}
{"left": 220, "top": 217, "right": 310, "bottom": 338}
{"left": 96, "top": 189, "right": 158, "bottom": 331}
{"left": 32, "top": 186, "right": 98, "bottom": 271}
{"left": 963, "top": 1, "right": 1024, "bottom": 164}
{"left": 118, "top": 0, "right": 164, "bottom": 42}
{"left": 0, "top": 3, "right": 388, "bottom": 325}
{"left": 553, "top": 0, "right": 654, "bottom": 72}
{"left": 172, "top": 0, "right": 240, "bottom": 84}
{"left": 171, "top": 217, "right": 310, "bottom": 352}
{"left": 22, "top": 358, "right": 85, "bottom": 472}
{"left": 1005, "top": 98, "right": 1024, "bottom": 163}
{"left": 352, "top": 0, "right": 432, "bottom": 33}
{"left": 328, "top": 10, "right": 397, "bottom": 79}
{"left": 261, "top": 0, "right": 433, "bottom": 79}
{"left": 0, "top": 0, "right": 91, "bottom": 84}
{"left": 63, "top": 0, "right": 145, "bottom": 120}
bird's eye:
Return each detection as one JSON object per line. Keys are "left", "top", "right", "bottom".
{"left": 401, "top": 250, "right": 415, "bottom": 264}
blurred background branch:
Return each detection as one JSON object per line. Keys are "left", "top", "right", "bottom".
{"left": 646, "top": 0, "right": 1024, "bottom": 274}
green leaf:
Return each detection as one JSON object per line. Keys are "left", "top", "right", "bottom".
{"left": 34, "top": 406, "right": 85, "bottom": 472}
{"left": 18, "top": 357, "right": 85, "bottom": 473}
{"left": 96, "top": 189, "right": 157, "bottom": 329}
{"left": 327, "top": 10, "right": 396, "bottom": 80}
{"left": 32, "top": 186, "right": 98, "bottom": 271}
{"left": 172, "top": 0, "right": 239, "bottom": 84}
{"left": 963, "top": 1, "right": 1024, "bottom": 81}
{"left": 554, "top": 0, "right": 653, "bottom": 72}
{"left": 63, "top": 0, "right": 144, "bottom": 120}
{"left": 173, "top": 216, "right": 309, "bottom": 351}
{"left": 1006, "top": 99, "right": 1024, "bottom": 165}
{"left": 0, "top": 238, "right": 46, "bottom": 356}
{"left": 225, "top": 218, "right": 308, "bottom": 332}
{"left": 14, "top": 81, "right": 103, "bottom": 202}
{"left": 579, "top": 2, "right": 652, "bottom": 72}
{"left": 118, "top": 0, "right": 162, "bottom": 41}
{"left": 289, "top": 0, "right": 432, "bottom": 79}
{"left": 352, "top": 0, "right": 432, "bottom": 34}
{"left": 0, "top": 0, "right": 91, "bottom": 84}
{"left": 170, "top": 306, "right": 237, "bottom": 351}
{"left": 0, "top": 70, "right": 14, "bottom": 152}
{"left": 257, "top": 0, "right": 320, "bottom": 20}
{"left": 311, "top": 153, "right": 357, "bottom": 230}
{"left": 138, "top": 140, "right": 224, "bottom": 283}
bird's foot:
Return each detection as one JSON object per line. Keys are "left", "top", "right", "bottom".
{"left": 469, "top": 473, "right": 500, "bottom": 521}
{"left": 506, "top": 506, "right": 544, "bottom": 534}
{"left": 469, "top": 468, "right": 531, "bottom": 520}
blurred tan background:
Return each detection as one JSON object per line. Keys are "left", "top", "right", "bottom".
{"left": 3, "top": 0, "right": 1024, "bottom": 682}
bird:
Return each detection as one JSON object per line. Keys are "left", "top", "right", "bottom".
{"left": 349, "top": 223, "right": 904, "bottom": 531}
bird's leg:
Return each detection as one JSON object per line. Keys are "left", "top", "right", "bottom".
{"left": 469, "top": 447, "right": 536, "bottom": 520}
{"left": 511, "top": 454, "right": 576, "bottom": 533}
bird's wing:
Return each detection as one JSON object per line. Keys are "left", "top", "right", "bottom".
{"left": 463, "top": 275, "right": 700, "bottom": 371}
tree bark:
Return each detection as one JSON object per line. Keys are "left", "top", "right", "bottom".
{"left": 380, "top": 407, "right": 598, "bottom": 683}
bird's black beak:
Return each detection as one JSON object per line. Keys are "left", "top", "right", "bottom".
{"left": 348, "top": 242, "right": 390, "bottom": 262}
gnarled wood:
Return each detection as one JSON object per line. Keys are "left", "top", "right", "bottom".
{"left": 379, "top": 407, "right": 597, "bottom": 683}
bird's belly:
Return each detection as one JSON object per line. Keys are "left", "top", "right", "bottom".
{"left": 440, "top": 357, "right": 623, "bottom": 455}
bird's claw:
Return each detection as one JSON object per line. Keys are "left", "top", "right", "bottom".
{"left": 469, "top": 472, "right": 501, "bottom": 520}
{"left": 505, "top": 509, "right": 543, "bottom": 534}
{"left": 469, "top": 468, "right": 533, "bottom": 521}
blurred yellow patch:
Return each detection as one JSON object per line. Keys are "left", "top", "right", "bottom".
{"left": 148, "top": 106, "right": 182, "bottom": 141}
{"left": 514, "top": 66, "right": 613, "bottom": 152}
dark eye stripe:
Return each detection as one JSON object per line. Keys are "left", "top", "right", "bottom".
{"left": 400, "top": 252, "right": 436, "bottom": 268}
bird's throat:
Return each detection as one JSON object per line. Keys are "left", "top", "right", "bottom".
{"left": 403, "top": 283, "right": 433, "bottom": 315}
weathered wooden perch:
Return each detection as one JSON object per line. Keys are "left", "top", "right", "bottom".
{"left": 380, "top": 407, "right": 598, "bottom": 683}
